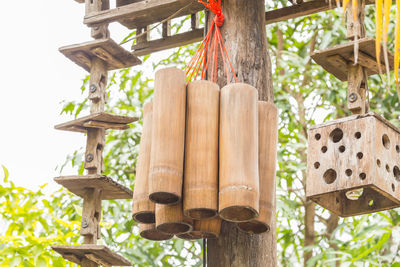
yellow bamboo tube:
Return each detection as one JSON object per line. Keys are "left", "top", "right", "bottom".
{"left": 132, "top": 102, "right": 155, "bottom": 224}
{"left": 184, "top": 80, "right": 220, "bottom": 220}
{"left": 219, "top": 83, "right": 259, "bottom": 222}
{"left": 139, "top": 223, "right": 173, "bottom": 241}
{"left": 237, "top": 101, "right": 277, "bottom": 234}
{"left": 156, "top": 203, "right": 193, "bottom": 235}
{"left": 190, "top": 218, "right": 222, "bottom": 239}
{"left": 149, "top": 67, "right": 187, "bottom": 205}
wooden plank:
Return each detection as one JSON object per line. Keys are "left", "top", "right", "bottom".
{"left": 54, "top": 174, "right": 133, "bottom": 200}
{"left": 265, "top": 0, "right": 375, "bottom": 25}
{"left": 132, "top": 28, "right": 204, "bottom": 56}
{"left": 84, "top": 0, "right": 204, "bottom": 29}
{"left": 59, "top": 38, "right": 141, "bottom": 72}
{"left": 265, "top": 0, "right": 332, "bottom": 25}
{"left": 311, "top": 38, "right": 394, "bottom": 81}
{"left": 52, "top": 245, "right": 131, "bottom": 266}
{"left": 54, "top": 112, "right": 138, "bottom": 133}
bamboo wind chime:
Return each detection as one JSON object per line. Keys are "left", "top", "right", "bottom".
{"left": 132, "top": 0, "right": 279, "bottom": 241}
{"left": 307, "top": 0, "right": 400, "bottom": 217}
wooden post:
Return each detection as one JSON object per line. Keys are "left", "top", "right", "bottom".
{"left": 346, "top": 0, "right": 368, "bottom": 115}
{"left": 207, "top": 0, "right": 276, "bottom": 266}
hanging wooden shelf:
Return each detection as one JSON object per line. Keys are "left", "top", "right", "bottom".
{"left": 59, "top": 38, "right": 141, "bottom": 72}
{"left": 55, "top": 112, "right": 137, "bottom": 133}
{"left": 52, "top": 245, "right": 131, "bottom": 266}
{"left": 54, "top": 174, "right": 133, "bottom": 200}
{"left": 83, "top": 0, "right": 203, "bottom": 29}
{"left": 306, "top": 112, "right": 400, "bottom": 217}
{"left": 311, "top": 38, "right": 394, "bottom": 81}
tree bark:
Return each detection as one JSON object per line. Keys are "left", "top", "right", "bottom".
{"left": 207, "top": 0, "right": 276, "bottom": 266}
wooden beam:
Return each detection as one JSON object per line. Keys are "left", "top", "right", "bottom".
{"left": 132, "top": 28, "right": 204, "bottom": 56}
{"left": 265, "top": 0, "right": 375, "bottom": 25}
{"left": 84, "top": 0, "right": 204, "bottom": 29}
{"left": 265, "top": 0, "right": 333, "bottom": 25}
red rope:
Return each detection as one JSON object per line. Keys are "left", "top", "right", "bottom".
{"left": 185, "top": 0, "right": 238, "bottom": 83}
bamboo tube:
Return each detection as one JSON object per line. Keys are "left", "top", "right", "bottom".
{"left": 237, "top": 101, "right": 277, "bottom": 234}
{"left": 190, "top": 218, "right": 222, "bottom": 239}
{"left": 176, "top": 232, "right": 200, "bottom": 240}
{"left": 219, "top": 83, "right": 259, "bottom": 222}
{"left": 156, "top": 203, "right": 193, "bottom": 235}
{"left": 149, "top": 67, "right": 187, "bottom": 205}
{"left": 132, "top": 102, "right": 155, "bottom": 224}
{"left": 184, "top": 80, "right": 220, "bottom": 220}
{"left": 139, "top": 224, "right": 173, "bottom": 241}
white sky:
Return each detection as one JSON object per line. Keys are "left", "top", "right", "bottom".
{"left": 0, "top": 0, "right": 137, "bottom": 191}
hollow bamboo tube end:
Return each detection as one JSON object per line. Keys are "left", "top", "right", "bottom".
{"left": 139, "top": 224, "right": 173, "bottom": 241}
{"left": 156, "top": 203, "right": 193, "bottom": 235}
{"left": 219, "top": 205, "right": 259, "bottom": 223}
{"left": 177, "top": 232, "right": 201, "bottom": 240}
{"left": 185, "top": 208, "right": 218, "bottom": 220}
{"left": 132, "top": 210, "right": 155, "bottom": 224}
{"left": 190, "top": 218, "right": 222, "bottom": 239}
{"left": 237, "top": 220, "right": 270, "bottom": 235}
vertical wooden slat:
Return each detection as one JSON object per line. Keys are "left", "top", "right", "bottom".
{"left": 162, "top": 21, "right": 171, "bottom": 38}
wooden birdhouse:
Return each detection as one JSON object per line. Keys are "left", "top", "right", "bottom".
{"left": 306, "top": 112, "right": 400, "bottom": 217}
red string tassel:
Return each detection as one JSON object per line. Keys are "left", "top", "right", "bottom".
{"left": 185, "top": 0, "right": 238, "bottom": 83}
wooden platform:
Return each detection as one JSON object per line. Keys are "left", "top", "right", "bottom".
{"left": 84, "top": 0, "right": 203, "bottom": 29}
{"left": 52, "top": 245, "right": 131, "bottom": 266}
{"left": 311, "top": 38, "right": 394, "bottom": 81}
{"left": 59, "top": 38, "right": 141, "bottom": 72}
{"left": 55, "top": 112, "right": 137, "bottom": 133}
{"left": 54, "top": 175, "right": 133, "bottom": 200}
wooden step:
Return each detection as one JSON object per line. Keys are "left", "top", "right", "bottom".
{"left": 84, "top": 0, "right": 203, "bottom": 29}
{"left": 54, "top": 174, "right": 133, "bottom": 200}
{"left": 59, "top": 38, "right": 141, "bottom": 72}
{"left": 311, "top": 38, "right": 394, "bottom": 81}
{"left": 52, "top": 245, "right": 131, "bottom": 266}
{"left": 55, "top": 112, "right": 138, "bottom": 133}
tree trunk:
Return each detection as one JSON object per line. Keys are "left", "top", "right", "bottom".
{"left": 207, "top": 0, "right": 276, "bottom": 266}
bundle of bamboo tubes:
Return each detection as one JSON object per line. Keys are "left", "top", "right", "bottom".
{"left": 132, "top": 67, "right": 278, "bottom": 241}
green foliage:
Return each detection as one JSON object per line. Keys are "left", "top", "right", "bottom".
{"left": 0, "top": 166, "right": 81, "bottom": 266}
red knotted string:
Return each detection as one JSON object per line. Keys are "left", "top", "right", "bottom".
{"left": 185, "top": 0, "right": 238, "bottom": 83}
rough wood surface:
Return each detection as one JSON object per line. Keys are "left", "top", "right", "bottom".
{"left": 184, "top": 80, "right": 220, "bottom": 220}
{"left": 55, "top": 112, "right": 137, "bottom": 133}
{"left": 307, "top": 113, "right": 400, "bottom": 216}
{"left": 84, "top": 0, "right": 204, "bottom": 29}
{"left": 238, "top": 101, "right": 278, "bottom": 235}
{"left": 155, "top": 203, "right": 193, "bottom": 235}
{"left": 311, "top": 38, "right": 394, "bottom": 81}
{"left": 139, "top": 223, "right": 173, "bottom": 241}
{"left": 207, "top": 0, "right": 277, "bottom": 265}
{"left": 52, "top": 245, "right": 131, "bottom": 266}
{"left": 59, "top": 38, "right": 141, "bottom": 72}
{"left": 133, "top": 102, "right": 155, "bottom": 224}
{"left": 54, "top": 175, "right": 133, "bottom": 200}
{"left": 219, "top": 83, "right": 259, "bottom": 222}
{"left": 84, "top": 128, "right": 105, "bottom": 174}
{"left": 149, "top": 68, "right": 186, "bottom": 205}
{"left": 81, "top": 188, "right": 102, "bottom": 243}
{"left": 132, "top": 28, "right": 204, "bottom": 57}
